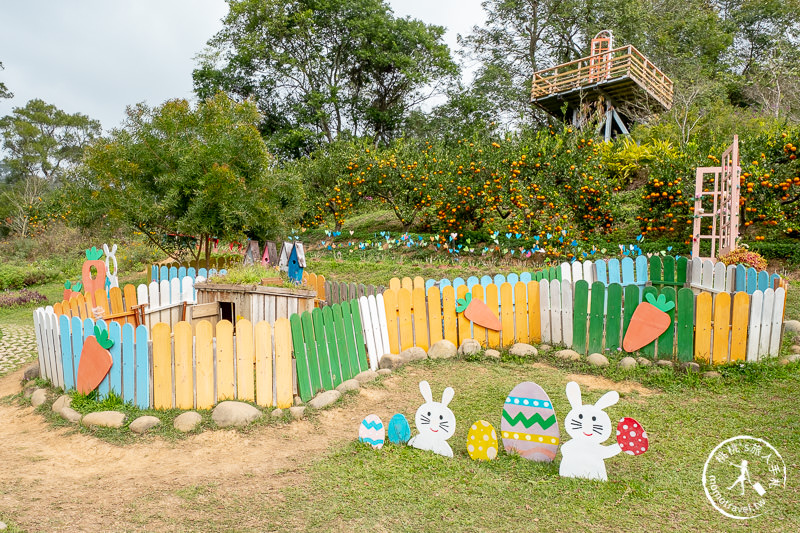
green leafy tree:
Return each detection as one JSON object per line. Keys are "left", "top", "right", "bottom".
{"left": 193, "top": 0, "right": 458, "bottom": 150}
{"left": 80, "top": 93, "right": 303, "bottom": 264}
{"left": 0, "top": 61, "right": 12, "bottom": 100}
{"left": 0, "top": 99, "right": 100, "bottom": 236}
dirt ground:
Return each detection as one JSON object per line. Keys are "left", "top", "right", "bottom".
{"left": 0, "top": 368, "right": 414, "bottom": 533}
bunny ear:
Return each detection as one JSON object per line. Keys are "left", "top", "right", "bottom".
{"left": 565, "top": 381, "right": 582, "bottom": 410}
{"left": 594, "top": 390, "right": 620, "bottom": 410}
{"left": 441, "top": 387, "right": 454, "bottom": 407}
{"left": 103, "top": 243, "right": 109, "bottom": 255}
{"left": 111, "top": 244, "right": 117, "bottom": 255}
{"left": 419, "top": 381, "right": 433, "bottom": 403}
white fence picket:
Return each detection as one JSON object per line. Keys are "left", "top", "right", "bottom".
{"left": 561, "top": 281, "right": 574, "bottom": 348}
{"left": 359, "top": 296, "right": 378, "bottom": 370}
{"left": 550, "top": 280, "right": 562, "bottom": 344}
{"left": 757, "top": 289, "right": 774, "bottom": 359}
{"left": 746, "top": 290, "right": 763, "bottom": 361}
{"left": 768, "top": 287, "right": 785, "bottom": 357}
{"left": 539, "top": 279, "right": 551, "bottom": 344}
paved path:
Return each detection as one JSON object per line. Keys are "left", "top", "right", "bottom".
{"left": 0, "top": 324, "right": 37, "bottom": 375}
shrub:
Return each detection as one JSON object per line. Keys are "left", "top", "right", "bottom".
{"left": 718, "top": 248, "right": 768, "bottom": 271}
{"left": 0, "top": 289, "right": 48, "bottom": 308}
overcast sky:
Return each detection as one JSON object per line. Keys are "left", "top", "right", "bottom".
{"left": 0, "top": 0, "right": 486, "bottom": 132}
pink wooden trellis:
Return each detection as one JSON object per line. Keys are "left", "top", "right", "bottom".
{"left": 692, "top": 136, "right": 740, "bottom": 260}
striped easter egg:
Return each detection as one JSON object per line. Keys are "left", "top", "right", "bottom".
{"left": 358, "top": 414, "right": 385, "bottom": 449}
{"left": 500, "top": 381, "right": 560, "bottom": 462}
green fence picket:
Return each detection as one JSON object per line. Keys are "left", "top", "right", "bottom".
{"left": 605, "top": 283, "right": 623, "bottom": 352}
{"left": 312, "top": 308, "right": 333, "bottom": 390}
{"left": 587, "top": 281, "right": 606, "bottom": 354}
{"left": 657, "top": 287, "right": 676, "bottom": 360}
{"left": 649, "top": 256, "right": 663, "bottom": 287}
{"left": 676, "top": 288, "right": 695, "bottom": 362}
{"left": 340, "top": 300, "right": 361, "bottom": 378}
{"left": 572, "top": 280, "right": 589, "bottom": 354}
{"left": 676, "top": 256, "right": 688, "bottom": 286}
{"left": 350, "top": 299, "right": 368, "bottom": 372}
{"left": 322, "top": 306, "right": 342, "bottom": 387}
{"left": 290, "top": 314, "right": 313, "bottom": 401}
{"left": 622, "top": 285, "right": 640, "bottom": 342}
{"left": 302, "top": 311, "right": 321, "bottom": 393}
{"left": 332, "top": 304, "right": 352, "bottom": 381}
{"left": 640, "top": 286, "right": 659, "bottom": 357}
{"left": 662, "top": 255, "right": 675, "bottom": 286}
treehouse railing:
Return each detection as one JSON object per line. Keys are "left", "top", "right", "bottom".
{"left": 531, "top": 45, "right": 673, "bottom": 109}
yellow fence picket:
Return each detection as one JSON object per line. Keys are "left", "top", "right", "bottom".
{"left": 412, "top": 286, "right": 429, "bottom": 350}
{"left": 109, "top": 287, "right": 124, "bottom": 315}
{"left": 389, "top": 278, "right": 401, "bottom": 291}
{"left": 216, "top": 320, "right": 235, "bottom": 402}
{"left": 94, "top": 288, "right": 109, "bottom": 316}
{"left": 254, "top": 321, "right": 273, "bottom": 407}
{"left": 514, "top": 282, "right": 528, "bottom": 343}
{"left": 527, "top": 281, "right": 541, "bottom": 343}
{"left": 195, "top": 320, "right": 215, "bottom": 409}
{"left": 316, "top": 274, "right": 326, "bottom": 303}
{"left": 124, "top": 284, "right": 138, "bottom": 318}
{"left": 413, "top": 276, "right": 425, "bottom": 290}
{"left": 401, "top": 277, "right": 413, "bottom": 293}
{"left": 694, "top": 292, "right": 712, "bottom": 362}
{"left": 486, "top": 284, "right": 500, "bottom": 348}
{"left": 712, "top": 292, "right": 732, "bottom": 364}
{"left": 236, "top": 319, "right": 255, "bottom": 401}
{"left": 383, "top": 289, "right": 400, "bottom": 354}
{"left": 500, "top": 282, "right": 514, "bottom": 346}
{"left": 274, "top": 318, "right": 293, "bottom": 408}
{"left": 730, "top": 292, "right": 749, "bottom": 361}
{"left": 174, "top": 321, "right": 194, "bottom": 409}
{"left": 427, "top": 286, "right": 443, "bottom": 345}
{"left": 398, "top": 288, "right": 414, "bottom": 351}
{"left": 152, "top": 322, "right": 173, "bottom": 409}
{"left": 442, "top": 286, "right": 458, "bottom": 346}
{"left": 456, "top": 285, "right": 470, "bottom": 345}
{"left": 471, "top": 284, "right": 487, "bottom": 347}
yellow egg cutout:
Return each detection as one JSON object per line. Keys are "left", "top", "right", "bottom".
{"left": 466, "top": 419, "right": 498, "bottom": 461}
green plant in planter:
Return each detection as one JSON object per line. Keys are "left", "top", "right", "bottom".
{"left": 213, "top": 265, "right": 310, "bottom": 290}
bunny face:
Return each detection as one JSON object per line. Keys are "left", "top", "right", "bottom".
{"left": 563, "top": 381, "right": 618, "bottom": 443}
{"left": 414, "top": 381, "right": 456, "bottom": 441}
{"left": 564, "top": 405, "right": 612, "bottom": 443}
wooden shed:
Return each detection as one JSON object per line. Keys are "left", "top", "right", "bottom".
{"left": 193, "top": 282, "right": 316, "bottom": 327}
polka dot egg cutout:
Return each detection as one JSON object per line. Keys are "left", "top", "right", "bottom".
{"left": 500, "top": 381, "right": 560, "bottom": 462}
{"left": 467, "top": 420, "right": 498, "bottom": 461}
{"left": 616, "top": 417, "right": 649, "bottom": 456}
{"left": 358, "top": 414, "right": 385, "bottom": 450}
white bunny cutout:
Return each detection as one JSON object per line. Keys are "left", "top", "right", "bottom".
{"left": 559, "top": 381, "right": 621, "bottom": 481}
{"left": 408, "top": 380, "right": 456, "bottom": 458}
{"left": 103, "top": 243, "right": 119, "bottom": 289}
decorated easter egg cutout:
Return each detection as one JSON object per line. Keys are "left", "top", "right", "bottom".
{"left": 387, "top": 413, "right": 411, "bottom": 444}
{"left": 616, "top": 417, "right": 649, "bottom": 456}
{"left": 501, "top": 381, "right": 560, "bottom": 462}
{"left": 358, "top": 414, "right": 385, "bottom": 449}
{"left": 467, "top": 420, "right": 498, "bottom": 461}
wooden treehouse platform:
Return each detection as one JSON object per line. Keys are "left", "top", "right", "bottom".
{"left": 531, "top": 45, "right": 673, "bottom": 122}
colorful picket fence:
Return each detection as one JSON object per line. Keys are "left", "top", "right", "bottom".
{"left": 33, "top": 307, "right": 151, "bottom": 408}
{"left": 324, "top": 280, "right": 385, "bottom": 307}
{"left": 570, "top": 281, "right": 786, "bottom": 362}
{"left": 53, "top": 275, "right": 198, "bottom": 330}
{"left": 290, "top": 299, "right": 372, "bottom": 401}
{"left": 149, "top": 258, "right": 234, "bottom": 283}
{"left": 150, "top": 318, "right": 295, "bottom": 409}
{"left": 689, "top": 257, "right": 782, "bottom": 294}
{"left": 382, "top": 273, "right": 787, "bottom": 364}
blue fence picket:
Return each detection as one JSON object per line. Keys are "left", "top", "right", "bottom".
{"left": 94, "top": 319, "right": 109, "bottom": 398}
{"left": 467, "top": 276, "right": 480, "bottom": 290}
{"left": 453, "top": 277, "right": 466, "bottom": 291}
{"left": 770, "top": 273, "right": 781, "bottom": 289}
{"left": 71, "top": 317, "right": 85, "bottom": 387}
{"left": 480, "top": 275, "right": 493, "bottom": 287}
{"left": 425, "top": 279, "right": 435, "bottom": 291}
{"left": 493, "top": 274, "right": 505, "bottom": 286}
{"left": 60, "top": 315, "right": 75, "bottom": 390}
{"left": 121, "top": 323, "right": 135, "bottom": 404}
{"left": 635, "top": 255, "right": 648, "bottom": 286}
{"left": 746, "top": 267, "right": 757, "bottom": 294}
{"left": 159, "top": 266, "right": 168, "bottom": 283}
{"left": 168, "top": 266, "right": 177, "bottom": 280}
{"left": 608, "top": 258, "right": 621, "bottom": 285}
{"left": 187, "top": 267, "right": 197, "bottom": 280}
{"left": 107, "top": 321, "right": 123, "bottom": 398}
{"left": 757, "top": 270, "right": 769, "bottom": 291}
{"left": 520, "top": 272, "right": 532, "bottom": 284}
{"left": 735, "top": 264, "right": 746, "bottom": 292}
{"left": 178, "top": 266, "right": 186, "bottom": 279}
{"left": 135, "top": 325, "right": 150, "bottom": 409}
{"left": 198, "top": 268, "right": 208, "bottom": 279}
{"left": 595, "top": 259, "right": 608, "bottom": 286}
